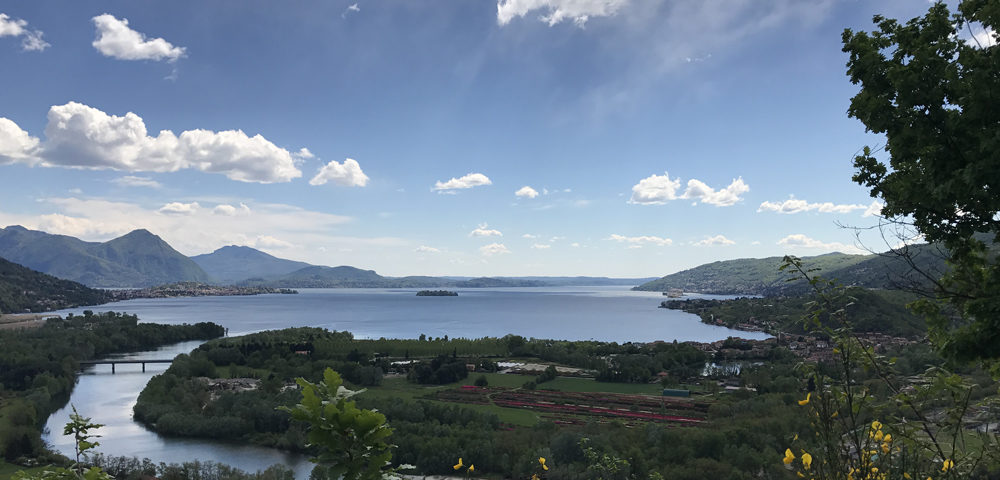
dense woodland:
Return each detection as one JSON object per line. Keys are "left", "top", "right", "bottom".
{"left": 662, "top": 288, "right": 926, "bottom": 338}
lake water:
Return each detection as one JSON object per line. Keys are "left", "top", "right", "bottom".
{"left": 43, "top": 286, "right": 767, "bottom": 478}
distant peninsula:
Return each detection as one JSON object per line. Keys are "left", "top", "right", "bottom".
{"left": 416, "top": 290, "right": 458, "bottom": 296}
{"left": 109, "top": 282, "right": 297, "bottom": 301}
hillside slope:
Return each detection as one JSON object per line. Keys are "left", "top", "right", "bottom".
{"left": 0, "top": 256, "right": 111, "bottom": 313}
{"left": 635, "top": 247, "right": 948, "bottom": 296}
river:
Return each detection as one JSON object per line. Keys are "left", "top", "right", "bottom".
{"left": 43, "top": 286, "right": 767, "bottom": 478}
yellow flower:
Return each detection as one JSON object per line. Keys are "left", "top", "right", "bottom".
{"left": 798, "top": 393, "right": 811, "bottom": 406}
{"left": 874, "top": 430, "right": 884, "bottom": 441}
{"left": 801, "top": 452, "right": 812, "bottom": 470}
{"left": 539, "top": 457, "right": 548, "bottom": 470}
{"left": 783, "top": 449, "right": 796, "bottom": 465}
{"left": 453, "top": 458, "right": 464, "bottom": 470}
{"left": 532, "top": 475, "right": 540, "bottom": 480}
{"left": 941, "top": 459, "right": 954, "bottom": 472}
{"left": 881, "top": 443, "right": 890, "bottom": 454}
{"left": 903, "top": 473, "right": 911, "bottom": 479}
{"left": 884, "top": 434, "right": 892, "bottom": 443}
{"left": 871, "top": 420, "right": 882, "bottom": 430}
{"left": 468, "top": 464, "right": 474, "bottom": 473}
{"left": 793, "top": 434, "right": 799, "bottom": 441}
{"left": 797, "top": 473, "right": 804, "bottom": 478}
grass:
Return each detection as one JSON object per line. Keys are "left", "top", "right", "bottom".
{"left": 358, "top": 376, "right": 539, "bottom": 426}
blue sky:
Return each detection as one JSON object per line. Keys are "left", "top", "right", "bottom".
{"left": 0, "top": 0, "right": 941, "bottom": 277}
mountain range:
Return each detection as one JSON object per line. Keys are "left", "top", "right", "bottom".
{"left": 0, "top": 226, "right": 656, "bottom": 289}
{"left": 0, "top": 226, "right": 210, "bottom": 288}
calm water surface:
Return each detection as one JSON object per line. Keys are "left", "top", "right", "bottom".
{"left": 44, "top": 286, "right": 767, "bottom": 478}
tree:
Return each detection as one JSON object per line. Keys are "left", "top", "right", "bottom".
{"left": 842, "top": 0, "right": 1000, "bottom": 364}
{"left": 280, "top": 368, "right": 394, "bottom": 480}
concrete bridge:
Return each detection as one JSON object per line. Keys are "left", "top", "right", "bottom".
{"left": 78, "top": 359, "right": 173, "bottom": 373}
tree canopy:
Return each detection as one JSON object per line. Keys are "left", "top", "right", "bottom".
{"left": 843, "top": 0, "right": 1000, "bottom": 364}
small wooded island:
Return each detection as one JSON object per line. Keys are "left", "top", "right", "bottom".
{"left": 415, "top": 290, "right": 458, "bottom": 296}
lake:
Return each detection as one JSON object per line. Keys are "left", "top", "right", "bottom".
{"left": 44, "top": 286, "right": 767, "bottom": 478}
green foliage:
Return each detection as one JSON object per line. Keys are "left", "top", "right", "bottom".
{"left": 12, "top": 407, "right": 112, "bottom": 480}
{"left": 779, "top": 255, "right": 1000, "bottom": 479}
{"left": 843, "top": 0, "right": 1000, "bottom": 365}
{"left": 280, "top": 369, "right": 393, "bottom": 480}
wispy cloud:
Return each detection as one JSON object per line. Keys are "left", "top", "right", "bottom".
{"left": 608, "top": 233, "right": 672, "bottom": 247}
{"left": 0, "top": 13, "right": 49, "bottom": 51}
{"left": 480, "top": 243, "right": 510, "bottom": 256}
{"left": 112, "top": 175, "right": 162, "bottom": 188}
{"left": 758, "top": 196, "right": 872, "bottom": 215}
{"left": 777, "top": 234, "right": 863, "bottom": 254}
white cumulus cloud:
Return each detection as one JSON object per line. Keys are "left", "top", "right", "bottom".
{"left": 309, "top": 158, "right": 369, "bottom": 187}
{"left": 480, "top": 243, "right": 511, "bottom": 256}
{"left": 531, "top": 243, "right": 551, "bottom": 249}
{"left": 777, "top": 234, "right": 863, "bottom": 254}
{"left": 158, "top": 201, "right": 199, "bottom": 215}
{"left": 470, "top": 223, "right": 503, "bottom": 237}
{"left": 0, "top": 118, "right": 40, "bottom": 164}
{"left": 92, "top": 14, "right": 185, "bottom": 61}
{"left": 629, "top": 171, "right": 748, "bottom": 206}
{"left": 515, "top": 185, "right": 539, "bottom": 198}
{"left": 433, "top": 173, "right": 492, "bottom": 192}
{"left": 608, "top": 233, "right": 672, "bottom": 247}
{"left": 415, "top": 245, "right": 441, "bottom": 253}
{"left": 758, "top": 196, "right": 869, "bottom": 215}
{"left": 497, "top": 0, "right": 627, "bottom": 26}
{"left": 0, "top": 102, "right": 303, "bottom": 183}
{"left": 693, "top": 234, "right": 735, "bottom": 246}
{"left": 0, "top": 13, "right": 49, "bottom": 51}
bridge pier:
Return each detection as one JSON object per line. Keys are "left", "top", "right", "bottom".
{"left": 111, "top": 363, "right": 115, "bottom": 374}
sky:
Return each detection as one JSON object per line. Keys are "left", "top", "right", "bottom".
{"left": 0, "top": 0, "right": 955, "bottom": 277}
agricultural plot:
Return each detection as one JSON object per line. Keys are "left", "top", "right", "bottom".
{"left": 434, "top": 385, "right": 710, "bottom": 426}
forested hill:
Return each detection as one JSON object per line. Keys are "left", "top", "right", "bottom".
{"left": 0, "top": 256, "right": 112, "bottom": 313}
{"left": 635, "top": 245, "right": 948, "bottom": 296}
{"left": 0, "top": 226, "right": 211, "bottom": 288}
